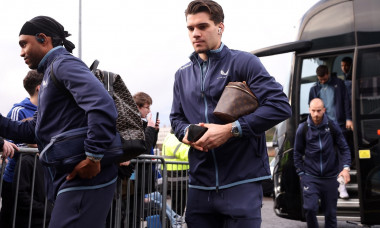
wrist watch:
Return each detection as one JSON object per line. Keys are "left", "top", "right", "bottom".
{"left": 231, "top": 122, "right": 240, "bottom": 137}
{"left": 87, "top": 156, "right": 101, "bottom": 163}
{"left": 344, "top": 167, "right": 350, "bottom": 172}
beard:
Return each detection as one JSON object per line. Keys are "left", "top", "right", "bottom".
{"left": 195, "top": 47, "right": 208, "bottom": 54}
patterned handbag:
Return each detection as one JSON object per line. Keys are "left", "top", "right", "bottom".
{"left": 49, "top": 60, "right": 146, "bottom": 164}
{"left": 213, "top": 81, "right": 259, "bottom": 123}
{"left": 93, "top": 67, "right": 146, "bottom": 162}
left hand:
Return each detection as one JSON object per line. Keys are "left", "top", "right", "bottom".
{"left": 192, "top": 123, "right": 232, "bottom": 152}
{"left": 66, "top": 157, "right": 101, "bottom": 180}
{"left": 120, "top": 160, "right": 131, "bottom": 166}
{"left": 1, "top": 141, "right": 18, "bottom": 159}
{"left": 346, "top": 120, "right": 353, "bottom": 131}
{"left": 339, "top": 169, "right": 351, "bottom": 184}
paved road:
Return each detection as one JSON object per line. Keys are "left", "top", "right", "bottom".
{"left": 261, "top": 197, "right": 380, "bottom": 228}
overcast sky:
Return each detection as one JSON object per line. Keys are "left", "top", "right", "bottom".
{"left": 0, "top": 0, "right": 319, "bottom": 126}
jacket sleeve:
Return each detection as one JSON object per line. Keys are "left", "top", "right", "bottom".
{"left": 0, "top": 137, "right": 3, "bottom": 149}
{"left": 293, "top": 123, "right": 306, "bottom": 176}
{"left": 237, "top": 55, "right": 291, "bottom": 136}
{"left": 7, "top": 106, "right": 28, "bottom": 121}
{"left": 144, "top": 126, "right": 158, "bottom": 154}
{"left": 176, "top": 144, "right": 190, "bottom": 161}
{"left": 342, "top": 81, "right": 352, "bottom": 121}
{"left": 0, "top": 114, "right": 36, "bottom": 144}
{"left": 333, "top": 121, "right": 351, "bottom": 168}
{"left": 54, "top": 58, "right": 118, "bottom": 157}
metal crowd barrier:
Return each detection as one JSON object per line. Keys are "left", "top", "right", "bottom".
{"left": 0, "top": 150, "right": 189, "bottom": 228}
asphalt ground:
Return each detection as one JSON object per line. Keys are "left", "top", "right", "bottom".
{"left": 261, "top": 197, "right": 380, "bottom": 228}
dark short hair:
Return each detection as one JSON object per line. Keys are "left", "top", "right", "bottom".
{"left": 341, "top": 56, "right": 352, "bottom": 65}
{"left": 23, "top": 70, "right": 43, "bottom": 96}
{"left": 316, "top": 65, "right": 329, "bottom": 77}
{"left": 133, "top": 92, "right": 152, "bottom": 108}
{"left": 185, "top": 0, "right": 224, "bottom": 25}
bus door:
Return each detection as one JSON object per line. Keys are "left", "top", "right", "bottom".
{"left": 355, "top": 47, "right": 380, "bottom": 225}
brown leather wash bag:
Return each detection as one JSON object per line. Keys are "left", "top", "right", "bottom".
{"left": 213, "top": 81, "right": 259, "bottom": 123}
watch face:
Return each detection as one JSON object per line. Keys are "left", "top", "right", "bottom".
{"left": 232, "top": 126, "right": 239, "bottom": 136}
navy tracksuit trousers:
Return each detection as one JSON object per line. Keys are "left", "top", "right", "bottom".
{"left": 185, "top": 182, "right": 262, "bottom": 228}
{"left": 301, "top": 175, "right": 339, "bottom": 228}
{"left": 48, "top": 180, "right": 116, "bottom": 228}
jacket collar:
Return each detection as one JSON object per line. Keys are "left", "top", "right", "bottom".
{"left": 37, "top": 46, "right": 67, "bottom": 73}
{"left": 189, "top": 43, "right": 229, "bottom": 64}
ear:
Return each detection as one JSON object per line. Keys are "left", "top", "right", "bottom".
{"left": 35, "top": 33, "right": 48, "bottom": 44}
{"left": 218, "top": 22, "right": 225, "bottom": 34}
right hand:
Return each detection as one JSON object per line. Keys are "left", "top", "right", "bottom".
{"left": 1, "top": 141, "right": 18, "bottom": 159}
{"left": 147, "top": 113, "right": 156, "bottom": 128}
{"left": 66, "top": 157, "right": 101, "bottom": 180}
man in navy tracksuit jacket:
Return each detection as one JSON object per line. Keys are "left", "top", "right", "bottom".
{"left": 294, "top": 98, "right": 351, "bottom": 228}
{"left": 309, "top": 65, "right": 352, "bottom": 132}
{"left": 0, "top": 16, "right": 120, "bottom": 227}
{"left": 170, "top": 1, "right": 291, "bottom": 227}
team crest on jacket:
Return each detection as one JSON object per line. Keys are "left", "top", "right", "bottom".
{"left": 220, "top": 69, "right": 229, "bottom": 76}
{"left": 217, "top": 69, "right": 230, "bottom": 79}
{"left": 42, "top": 79, "right": 48, "bottom": 88}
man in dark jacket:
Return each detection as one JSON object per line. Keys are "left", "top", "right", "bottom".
{"left": 128, "top": 92, "right": 160, "bottom": 227}
{"left": 294, "top": 98, "right": 351, "bottom": 228}
{"left": 309, "top": 65, "right": 352, "bottom": 131}
{"left": 170, "top": 1, "right": 291, "bottom": 227}
{"left": 309, "top": 65, "right": 352, "bottom": 198}
{"left": 0, "top": 16, "right": 120, "bottom": 227}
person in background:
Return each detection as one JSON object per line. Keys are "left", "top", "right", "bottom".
{"left": 0, "top": 70, "right": 43, "bottom": 228}
{"left": 309, "top": 65, "right": 352, "bottom": 199}
{"left": 129, "top": 92, "right": 160, "bottom": 227}
{"left": 340, "top": 56, "right": 355, "bottom": 170}
{"left": 161, "top": 130, "right": 189, "bottom": 217}
{"left": 0, "top": 16, "right": 120, "bottom": 227}
{"left": 294, "top": 98, "right": 351, "bottom": 228}
{"left": 12, "top": 118, "right": 53, "bottom": 228}
{"left": 170, "top": 1, "right": 291, "bottom": 227}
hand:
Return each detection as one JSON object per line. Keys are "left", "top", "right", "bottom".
{"left": 346, "top": 120, "right": 353, "bottom": 131}
{"left": 66, "top": 157, "right": 101, "bottom": 180}
{"left": 191, "top": 123, "right": 232, "bottom": 152}
{"left": 182, "top": 129, "right": 191, "bottom": 145}
{"left": 154, "top": 119, "right": 160, "bottom": 130}
{"left": 1, "top": 141, "right": 18, "bottom": 159}
{"left": 339, "top": 169, "right": 351, "bottom": 184}
{"left": 147, "top": 113, "right": 156, "bottom": 128}
{"left": 120, "top": 160, "right": 131, "bottom": 166}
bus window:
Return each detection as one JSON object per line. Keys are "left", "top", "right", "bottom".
{"left": 356, "top": 48, "right": 380, "bottom": 145}
{"left": 299, "top": 58, "right": 323, "bottom": 119}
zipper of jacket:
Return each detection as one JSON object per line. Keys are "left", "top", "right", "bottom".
{"left": 197, "top": 58, "right": 220, "bottom": 192}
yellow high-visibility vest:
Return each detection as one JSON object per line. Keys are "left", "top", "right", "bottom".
{"left": 161, "top": 133, "right": 190, "bottom": 171}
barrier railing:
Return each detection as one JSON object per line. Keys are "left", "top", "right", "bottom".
{"left": 0, "top": 150, "right": 189, "bottom": 228}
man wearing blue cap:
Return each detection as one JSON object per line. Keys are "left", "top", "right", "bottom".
{"left": 0, "top": 16, "right": 120, "bottom": 227}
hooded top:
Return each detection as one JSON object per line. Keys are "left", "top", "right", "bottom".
{"left": 7, "top": 98, "right": 37, "bottom": 121}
